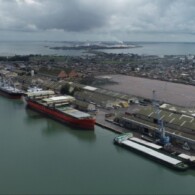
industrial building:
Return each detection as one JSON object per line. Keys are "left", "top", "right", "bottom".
{"left": 113, "top": 103, "right": 195, "bottom": 151}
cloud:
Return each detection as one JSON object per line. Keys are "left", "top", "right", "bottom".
{"left": 0, "top": 0, "right": 112, "bottom": 32}
{"left": 35, "top": 0, "right": 108, "bottom": 31}
{"left": 1, "top": 0, "right": 195, "bottom": 41}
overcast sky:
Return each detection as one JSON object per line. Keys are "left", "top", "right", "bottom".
{"left": 1, "top": 0, "right": 195, "bottom": 42}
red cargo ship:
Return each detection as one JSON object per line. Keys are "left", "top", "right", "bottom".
{"left": 25, "top": 90, "right": 95, "bottom": 130}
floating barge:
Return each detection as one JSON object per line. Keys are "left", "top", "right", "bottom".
{"left": 114, "top": 134, "right": 189, "bottom": 171}
{"left": 130, "top": 137, "right": 163, "bottom": 150}
{"left": 25, "top": 90, "right": 96, "bottom": 130}
{"left": 131, "top": 136, "right": 195, "bottom": 168}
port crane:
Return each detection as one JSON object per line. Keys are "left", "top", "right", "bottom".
{"left": 152, "top": 90, "right": 170, "bottom": 146}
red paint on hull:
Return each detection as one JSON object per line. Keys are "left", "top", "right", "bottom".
{"left": 27, "top": 100, "right": 95, "bottom": 130}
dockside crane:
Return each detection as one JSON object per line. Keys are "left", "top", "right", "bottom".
{"left": 152, "top": 90, "right": 170, "bottom": 146}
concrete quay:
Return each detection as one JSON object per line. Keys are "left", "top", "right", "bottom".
{"left": 95, "top": 109, "right": 195, "bottom": 156}
{"left": 95, "top": 109, "right": 128, "bottom": 134}
{"left": 95, "top": 109, "right": 149, "bottom": 137}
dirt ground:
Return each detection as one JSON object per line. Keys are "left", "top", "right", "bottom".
{"left": 101, "top": 75, "right": 195, "bottom": 107}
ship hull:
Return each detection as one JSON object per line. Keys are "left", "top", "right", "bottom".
{"left": 0, "top": 88, "right": 23, "bottom": 99}
{"left": 114, "top": 140, "right": 188, "bottom": 171}
{"left": 27, "top": 99, "right": 95, "bottom": 130}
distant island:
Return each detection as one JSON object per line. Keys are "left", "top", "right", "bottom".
{"left": 50, "top": 44, "right": 141, "bottom": 50}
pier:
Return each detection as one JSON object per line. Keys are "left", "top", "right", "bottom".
{"left": 95, "top": 109, "right": 129, "bottom": 134}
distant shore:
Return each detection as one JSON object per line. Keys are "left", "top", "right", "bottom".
{"left": 50, "top": 44, "right": 141, "bottom": 50}
{"left": 1, "top": 41, "right": 195, "bottom": 56}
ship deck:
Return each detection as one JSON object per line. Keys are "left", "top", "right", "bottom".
{"left": 130, "top": 137, "right": 163, "bottom": 150}
{"left": 35, "top": 100, "right": 92, "bottom": 119}
{"left": 122, "top": 140, "right": 182, "bottom": 165}
{"left": 61, "top": 108, "right": 91, "bottom": 119}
